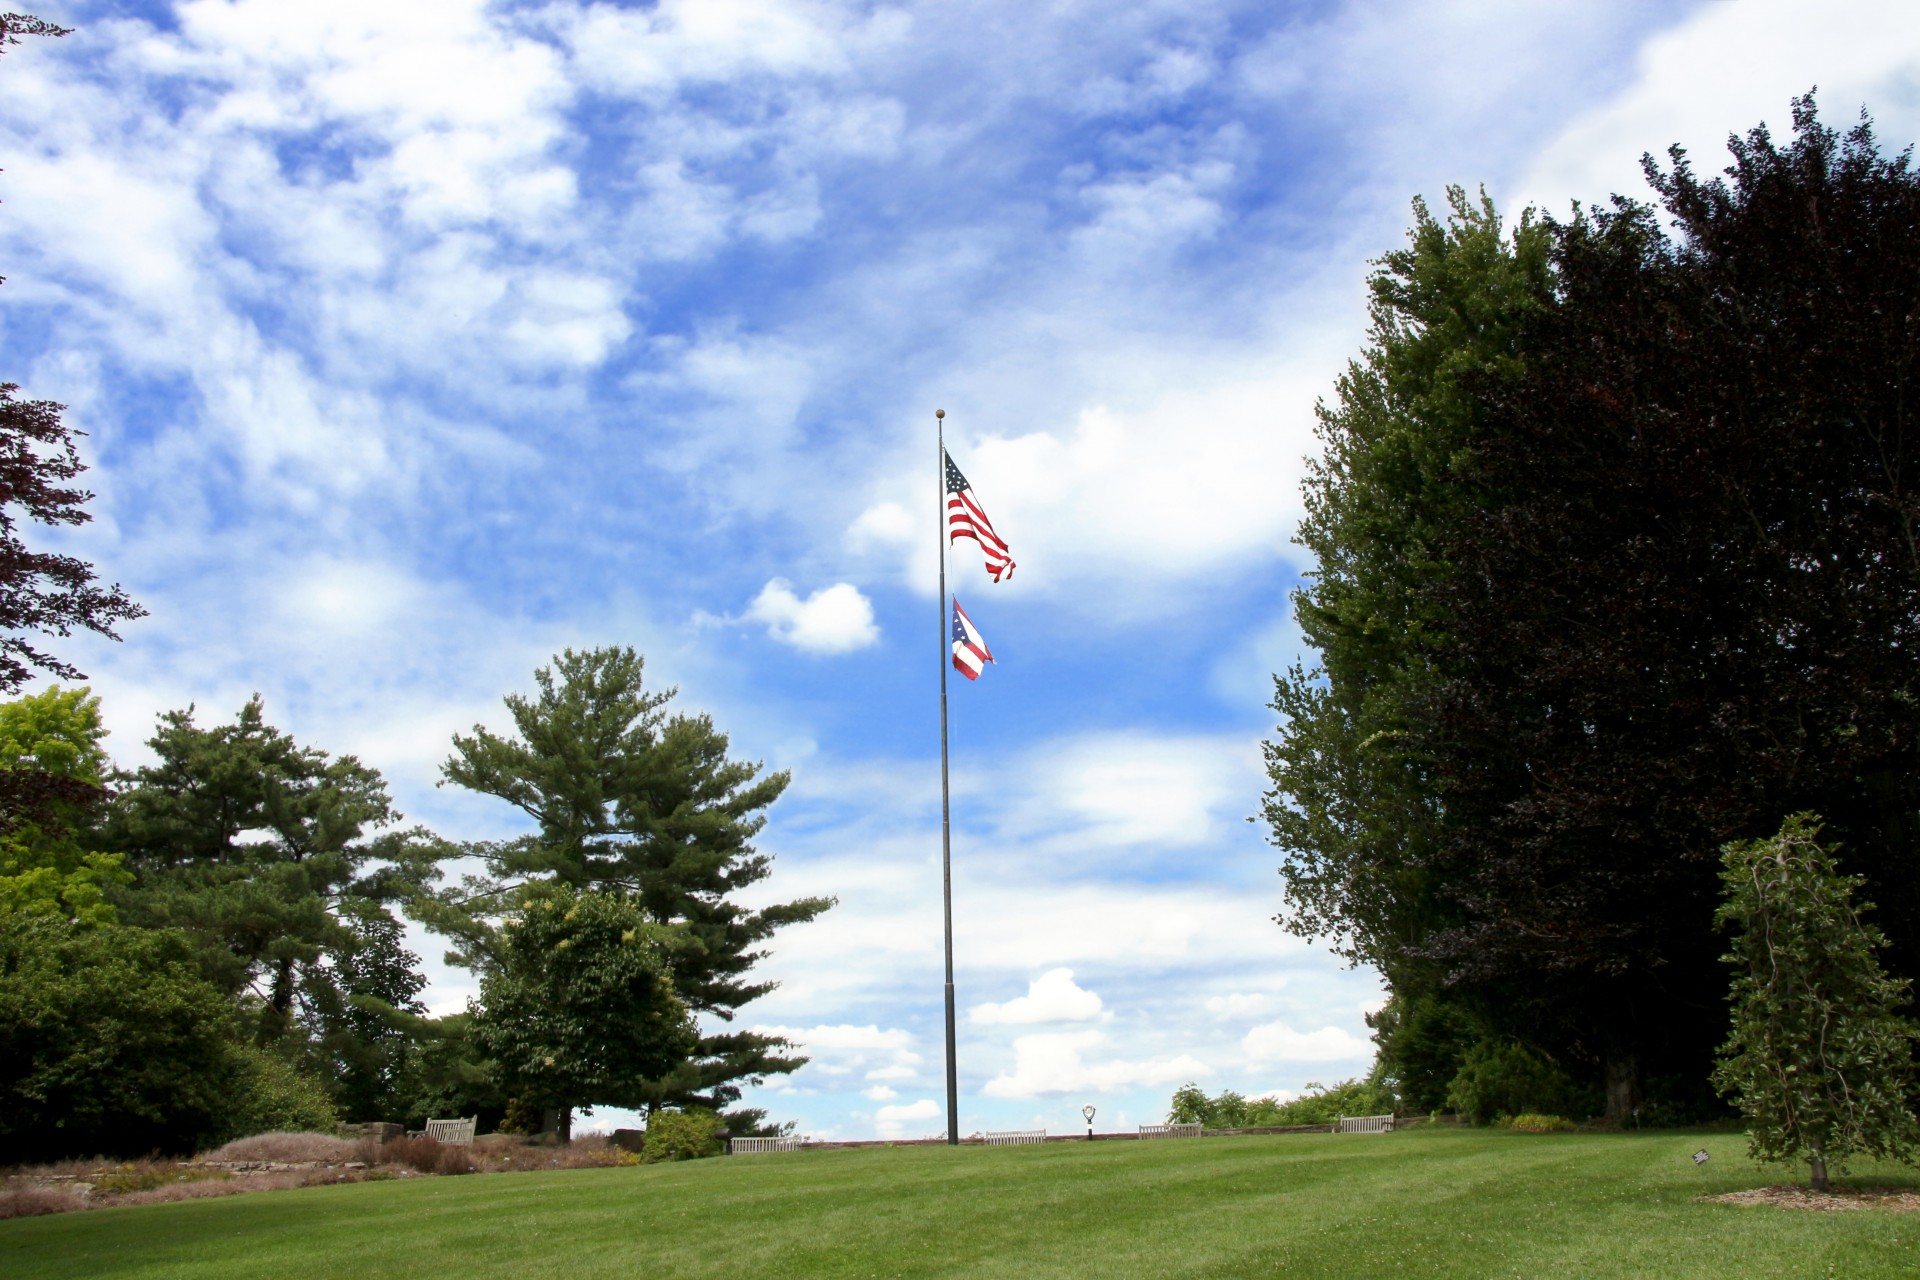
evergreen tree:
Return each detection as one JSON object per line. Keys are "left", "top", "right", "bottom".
{"left": 1714, "top": 815, "right": 1920, "bottom": 1191}
{"left": 440, "top": 647, "right": 832, "bottom": 1133}
{"left": 107, "top": 698, "right": 443, "bottom": 1047}
{"left": 317, "top": 908, "right": 431, "bottom": 1123}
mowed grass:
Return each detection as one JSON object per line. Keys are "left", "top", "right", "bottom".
{"left": 4, "top": 1128, "right": 1917, "bottom": 1279}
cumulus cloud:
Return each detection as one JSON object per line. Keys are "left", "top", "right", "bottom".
{"left": 1514, "top": 0, "right": 1920, "bottom": 217}
{"left": 1241, "top": 1021, "right": 1372, "bottom": 1064}
{"left": 752, "top": 1023, "right": 922, "bottom": 1084}
{"left": 969, "top": 968, "right": 1106, "bottom": 1026}
{"left": 1204, "top": 993, "right": 1272, "bottom": 1018}
{"left": 743, "top": 579, "right": 880, "bottom": 653}
{"left": 983, "top": 1030, "right": 1208, "bottom": 1099}
{"left": 874, "top": 1097, "right": 940, "bottom": 1139}
{"left": 1028, "top": 731, "right": 1258, "bottom": 851}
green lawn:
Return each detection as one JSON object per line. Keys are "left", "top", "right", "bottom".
{"left": 3, "top": 1128, "right": 1915, "bottom": 1278}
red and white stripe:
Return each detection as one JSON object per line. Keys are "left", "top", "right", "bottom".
{"left": 948, "top": 492, "right": 1016, "bottom": 582}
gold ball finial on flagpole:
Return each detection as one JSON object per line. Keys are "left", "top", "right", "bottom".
{"left": 935, "top": 409, "right": 945, "bottom": 419}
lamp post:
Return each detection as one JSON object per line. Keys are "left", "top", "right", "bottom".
{"left": 1082, "top": 1105, "right": 1096, "bottom": 1141}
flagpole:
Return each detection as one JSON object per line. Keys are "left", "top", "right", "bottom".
{"left": 936, "top": 408, "right": 960, "bottom": 1147}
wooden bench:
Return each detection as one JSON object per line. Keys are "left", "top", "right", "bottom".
{"left": 984, "top": 1129, "right": 1046, "bottom": 1145}
{"left": 729, "top": 1136, "right": 802, "bottom": 1154}
{"left": 425, "top": 1116, "right": 477, "bottom": 1145}
{"left": 1337, "top": 1114, "right": 1395, "bottom": 1133}
{"left": 1137, "top": 1123, "right": 1203, "bottom": 1139}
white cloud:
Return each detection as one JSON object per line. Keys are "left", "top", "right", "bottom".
{"left": 1204, "top": 993, "right": 1272, "bottom": 1019}
{"left": 1514, "top": 0, "right": 1920, "bottom": 217}
{"left": 1241, "top": 1021, "right": 1372, "bottom": 1064}
{"left": 1029, "top": 731, "right": 1258, "bottom": 851}
{"left": 863, "top": 1085, "right": 897, "bottom": 1101}
{"left": 744, "top": 579, "right": 880, "bottom": 653}
{"left": 983, "top": 1030, "right": 1208, "bottom": 1099}
{"left": 752, "top": 1023, "right": 923, "bottom": 1086}
{"left": 969, "top": 968, "right": 1106, "bottom": 1026}
{"left": 874, "top": 1097, "right": 940, "bottom": 1139}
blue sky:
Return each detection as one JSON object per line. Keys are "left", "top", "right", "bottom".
{"left": 5, "top": 0, "right": 1920, "bottom": 1139}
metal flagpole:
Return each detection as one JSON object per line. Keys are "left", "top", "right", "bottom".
{"left": 936, "top": 408, "right": 959, "bottom": 1146}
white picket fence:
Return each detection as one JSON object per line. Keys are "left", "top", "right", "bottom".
{"left": 1337, "top": 1114, "right": 1396, "bottom": 1134}
{"left": 984, "top": 1129, "right": 1047, "bottom": 1146}
{"left": 729, "top": 1136, "right": 803, "bottom": 1154}
{"left": 424, "top": 1116, "right": 476, "bottom": 1145}
{"left": 1137, "top": 1123, "right": 1203, "bottom": 1139}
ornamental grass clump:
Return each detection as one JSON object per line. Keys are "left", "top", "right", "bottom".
{"left": 1506, "top": 1114, "right": 1576, "bottom": 1133}
{"left": 204, "top": 1132, "right": 367, "bottom": 1164}
{"left": 1713, "top": 813, "right": 1920, "bottom": 1191}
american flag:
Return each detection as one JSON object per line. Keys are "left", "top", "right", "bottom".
{"left": 944, "top": 451, "right": 1016, "bottom": 582}
{"left": 951, "top": 597, "right": 994, "bottom": 680}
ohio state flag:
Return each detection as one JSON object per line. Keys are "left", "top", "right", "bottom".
{"left": 951, "top": 597, "right": 994, "bottom": 680}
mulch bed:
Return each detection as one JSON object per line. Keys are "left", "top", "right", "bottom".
{"left": 1701, "top": 1185, "right": 1920, "bottom": 1212}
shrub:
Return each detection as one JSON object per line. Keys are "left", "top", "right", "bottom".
{"left": 0, "top": 1185, "right": 86, "bottom": 1218}
{"left": 0, "top": 915, "right": 236, "bottom": 1160}
{"left": 218, "top": 1046, "right": 338, "bottom": 1145}
{"left": 1168, "top": 1078, "right": 1395, "bottom": 1128}
{"left": 381, "top": 1135, "right": 447, "bottom": 1173}
{"left": 203, "top": 1132, "right": 367, "bottom": 1163}
{"left": 91, "top": 1164, "right": 232, "bottom": 1193}
{"left": 434, "top": 1144, "right": 476, "bottom": 1175}
{"left": 1444, "top": 1041, "right": 1594, "bottom": 1125}
{"left": 1268, "top": 1078, "right": 1397, "bottom": 1126}
{"left": 1507, "top": 1114, "right": 1576, "bottom": 1133}
{"left": 642, "top": 1109, "right": 724, "bottom": 1163}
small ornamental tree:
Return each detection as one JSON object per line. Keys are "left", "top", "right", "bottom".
{"left": 471, "top": 883, "right": 696, "bottom": 1140}
{"left": 1713, "top": 814, "right": 1920, "bottom": 1191}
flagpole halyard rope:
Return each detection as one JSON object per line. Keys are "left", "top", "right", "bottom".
{"left": 936, "top": 409, "right": 960, "bottom": 1147}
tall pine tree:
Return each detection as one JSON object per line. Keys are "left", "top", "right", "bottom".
{"left": 440, "top": 646, "right": 832, "bottom": 1134}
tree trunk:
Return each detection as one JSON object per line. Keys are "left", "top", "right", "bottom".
{"left": 1604, "top": 1051, "right": 1641, "bottom": 1123}
{"left": 541, "top": 1106, "right": 573, "bottom": 1144}
{"left": 1810, "top": 1145, "right": 1829, "bottom": 1192}
{"left": 271, "top": 957, "right": 296, "bottom": 1016}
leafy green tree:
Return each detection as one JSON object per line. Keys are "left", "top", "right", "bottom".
{"left": 1261, "top": 188, "right": 1561, "bottom": 1108}
{"left": 1274, "top": 97, "right": 1920, "bottom": 1118}
{"left": 1364, "top": 991, "right": 1481, "bottom": 1114}
{"left": 107, "top": 697, "right": 443, "bottom": 1045}
{"left": 1263, "top": 188, "right": 1550, "bottom": 988}
{"left": 0, "top": 686, "right": 128, "bottom": 923}
{"left": 1713, "top": 814, "right": 1920, "bottom": 1191}
{"left": 470, "top": 883, "right": 696, "bottom": 1140}
{"left": 440, "top": 647, "right": 831, "bottom": 1132}
{"left": 0, "top": 914, "right": 237, "bottom": 1160}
